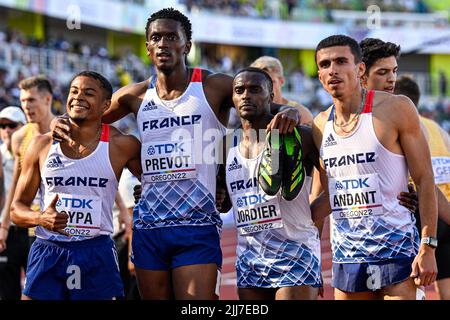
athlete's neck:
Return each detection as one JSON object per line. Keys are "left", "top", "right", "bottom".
{"left": 239, "top": 114, "right": 272, "bottom": 159}
{"left": 155, "top": 64, "right": 190, "bottom": 100}
{"left": 241, "top": 114, "right": 273, "bottom": 138}
{"left": 333, "top": 87, "right": 365, "bottom": 122}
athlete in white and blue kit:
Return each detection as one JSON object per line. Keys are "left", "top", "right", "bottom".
{"left": 312, "top": 35, "right": 438, "bottom": 299}
{"left": 11, "top": 71, "right": 141, "bottom": 300}
{"left": 219, "top": 68, "right": 322, "bottom": 300}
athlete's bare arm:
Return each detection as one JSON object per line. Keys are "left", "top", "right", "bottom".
{"left": 11, "top": 134, "right": 68, "bottom": 233}
{"left": 108, "top": 127, "right": 142, "bottom": 180}
{"left": 102, "top": 81, "right": 149, "bottom": 123}
{"left": 309, "top": 110, "right": 333, "bottom": 223}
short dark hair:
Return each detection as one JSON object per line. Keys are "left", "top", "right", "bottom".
{"left": 146, "top": 8, "right": 192, "bottom": 42}
{"left": 315, "top": 35, "right": 362, "bottom": 64}
{"left": 234, "top": 67, "right": 274, "bottom": 94}
{"left": 71, "top": 71, "right": 113, "bottom": 99}
{"left": 18, "top": 75, "right": 53, "bottom": 95}
{"left": 360, "top": 38, "right": 400, "bottom": 74}
{"left": 394, "top": 75, "right": 420, "bottom": 107}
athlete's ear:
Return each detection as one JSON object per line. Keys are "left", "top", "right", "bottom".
{"left": 357, "top": 61, "right": 366, "bottom": 80}
{"left": 360, "top": 73, "right": 368, "bottom": 89}
{"left": 318, "top": 69, "right": 323, "bottom": 84}
{"left": 184, "top": 41, "right": 192, "bottom": 56}
{"left": 269, "top": 91, "right": 274, "bottom": 102}
{"left": 145, "top": 41, "right": 151, "bottom": 56}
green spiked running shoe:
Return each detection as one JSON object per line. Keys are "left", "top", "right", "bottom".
{"left": 281, "top": 126, "right": 305, "bottom": 201}
{"left": 258, "top": 130, "right": 283, "bottom": 196}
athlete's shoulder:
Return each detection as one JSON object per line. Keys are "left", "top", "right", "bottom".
{"left": 202, "top": 69, "right": 233, "bottom": 88}
{"left": 11, "top": 124, "right": 29, "bottom": 155}
{"left": 313, "top": 106, "right": 332, "bottom": 130}
{"left": 374, "top": 91, "right": 415, "bottom": 111}
{"left": 26, "top": 133, "right": 53, "bottom": 156}
{"left": 109, "top": 126, "right": 140, "bottom": 150}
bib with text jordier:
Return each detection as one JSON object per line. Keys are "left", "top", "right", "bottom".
{"left": 232, "top": 190, "right": 283, "bottom": 235}
{"left": 329, "top": 173, "right": 383, "bottom": 220}
{"left": 142, "top": 139, "right": 197, "bottom": 183}
{"left": 50, "top": 193, "right": 102, "bottom": 237}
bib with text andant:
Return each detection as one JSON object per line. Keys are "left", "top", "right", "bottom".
{"left": 232, "top": 191, "right": 283, "bottom": 235}
{"left": 432, "top": 157, "right": 450, "bottom": 185}
{"left": 329, "top": 173, "right": 383, "bottom": 220}
{"left": 142, "top": 139, "right": 197, "bottom": 183}
{"left": 50, "top": 193, "right": 102, "bottom": 237}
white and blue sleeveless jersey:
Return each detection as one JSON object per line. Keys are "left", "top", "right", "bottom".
{"left": 320, "top": 90, "right": 420, "bottom": 263}
{"left": 134, "top": 68, "right": 227, "bottom": 230}
{"left": 38, "top": 124, "right": 118, "bottom": 241}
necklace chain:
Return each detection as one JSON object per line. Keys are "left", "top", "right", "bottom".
{"left": 333, "top": 89, "right": 366, "bottom": 133}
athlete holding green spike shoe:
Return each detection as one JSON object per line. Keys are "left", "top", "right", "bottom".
{"left": 218, "top": 67, "right": 324, "bottom": 300}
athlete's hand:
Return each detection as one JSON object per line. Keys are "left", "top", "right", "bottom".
{"left": 266, "top": 107, "right": 300, "bottom": 134}
{"left": 38, "top": 194, "right": 70, "bottom": 236}
{"left": 133, "top": 184, "right": 142, "bottom": 204}
{"left": 51, "top": 115, "right": 75, "bottom": 146}
{"left": 410, "top": 245, "right": 437, "bottom": 286}
{"left": 318, "top": 284, "right": 324, "bottom": 298}
{"left": 0, "top": 226, "right": 8, "bottom": 253}
{"left": 397, "top": 184, "right": 418, "bottom": 213}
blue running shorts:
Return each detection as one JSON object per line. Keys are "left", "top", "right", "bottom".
{"left": 131, "top": 225, "right": 222, "bottom": 270}
{"left": 23, "top": 235, "right": 123, "bottom": 300}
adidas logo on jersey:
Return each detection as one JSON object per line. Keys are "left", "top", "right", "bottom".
{"left": 228, "top": 157, "right": 242, "bottom": 171}
{"left": 46, "top": 156, "right": 64, "bottom": 169}
{"left": 142, "top": 100, "right": 157, "bottom": 111}
{"left": 324, "top": 134, "right": 337, "bottom": 147}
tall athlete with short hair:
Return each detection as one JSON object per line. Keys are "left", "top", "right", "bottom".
{"left": 312, "top": 35, "right": 438, "bottom": 300}
{"left": 11, "top": 71, "right": 141, "bottom": 300}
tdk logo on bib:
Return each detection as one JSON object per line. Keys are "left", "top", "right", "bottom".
{"left": 228, "top": 157, "right": 242, "bottom": 171}
{"left": 148, "top": 143, "right": 185, "bottom": 156}
{"left": 46, "top": 156, "right": 64, "bottom": 169}
{"left": 142, "top": 100, "right": 157, "bottom": 111}
{"left": 335, "top": 178, "right": 370, "bottom": 190}
{"left": 236, "top": 194, "right": 268, "bottom": 207}
{"left": 323, "top": 134, "right": 337, "bottom": 147}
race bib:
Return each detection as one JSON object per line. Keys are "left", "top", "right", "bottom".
{"left": 142, "top": 139, "right": 197, "bottom": 183}
{"left": 431, "top": 157, "right": 450, "bottom": 185}
{"left": 329, "top": 174, "right": 383, "bottom": 220}
{"left": 51, "top": 193, "right": 102, "bottom": 237}
{"left": 232, "top": 191, "right": 283, "bottom": 235}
